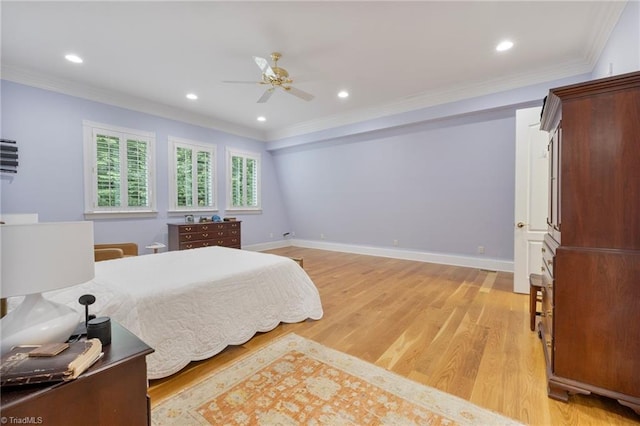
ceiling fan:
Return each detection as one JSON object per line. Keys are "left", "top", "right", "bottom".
{"left": 223, "top": 52, "right": 314, "bottom": 103}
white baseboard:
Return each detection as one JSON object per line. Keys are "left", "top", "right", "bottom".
{"left": 243, "top": 240, "right": 292, "bottom": 252}
{"left": 246, "top": 238, "right": 513, "bottom": 272}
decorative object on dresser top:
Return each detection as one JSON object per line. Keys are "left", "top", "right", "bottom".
{"left": 0, "top": 221, "right": 95, "bottom": 355}
{"left": 536, "top": 71, "right": 640, "bottom": 414}
{"left": 7, "top": 246, "right": 322, "bottom": 379}
{"left": 152, "top": 333, "right": 523, "bottom": 426}
{"left": 168, "top": 220, "right": 241, "bottom": 250}
{"left": 1, "top": 322, "right": 153, "bottom": 426}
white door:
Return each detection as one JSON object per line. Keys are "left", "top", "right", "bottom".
{"left": 513, "top": 107, "right": 549, "bottom": 293}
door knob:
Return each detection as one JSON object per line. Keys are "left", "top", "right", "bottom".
{"left": 516, "top": 222, "right": 526, "bottom": 228}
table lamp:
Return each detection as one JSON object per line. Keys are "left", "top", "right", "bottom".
{"left": 0, "top": 221, "right": 95, "bottom": 354}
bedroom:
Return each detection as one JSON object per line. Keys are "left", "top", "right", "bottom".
{"left": 1, "top": 1, "right": 639, "bottom": 425}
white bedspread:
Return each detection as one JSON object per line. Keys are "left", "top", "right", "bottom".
{"left": 43, "top": 247, "right": 323, "bottom": 379}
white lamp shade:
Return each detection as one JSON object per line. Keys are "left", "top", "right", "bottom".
{"left": 1, "top": 221, "right": 95, "bottom": 298}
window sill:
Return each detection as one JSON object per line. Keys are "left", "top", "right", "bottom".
{"left": 167, "top": 209, "right": 219, "bottom": 216}
{"left": 84, "top": 210, "right": 158, "bottom": 220}
{"left": 225, "top": 208, "right": 262, "bottom": 215}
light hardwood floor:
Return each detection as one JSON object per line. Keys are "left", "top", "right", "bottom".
{"left": 148, "top": 247, "right": 639, "bottom": 425}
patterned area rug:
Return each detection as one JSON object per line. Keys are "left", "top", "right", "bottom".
{"left": 151, "top": 334, "right": 522, "bottom": 425}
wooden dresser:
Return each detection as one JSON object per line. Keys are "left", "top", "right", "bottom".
{"left": 168, "top": 221, "right": 241, "bottom": 251}
{"left": 537, "top": 71, "right": 640, "bottom": 414}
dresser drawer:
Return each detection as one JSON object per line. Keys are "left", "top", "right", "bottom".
{"left": 214, "top": 236, "right": 240, "bottom": 248}
{"left": 179, "top": 231, "right": 214, "bottom": 242}
{"left": 209, "top": 222, "right": 240, "bottom": 231}
{"left": 179, "top": 237, "right": 240, "bottom": 250}
{"left": 224, "top": 221, "right": 241, "bottom": 231}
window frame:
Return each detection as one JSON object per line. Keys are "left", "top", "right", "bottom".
{"left": 83, "top": 120, "right": 157, "bottom": 219}
{"left": 168, "top": 136, "right": 217, "bottom": 214}
{"left": 226, "top": 147, "right": 262, "bottom": 213}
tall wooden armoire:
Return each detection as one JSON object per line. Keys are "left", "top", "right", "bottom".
{"left": 538, "top": 71, "right": 640, "bottom": 414}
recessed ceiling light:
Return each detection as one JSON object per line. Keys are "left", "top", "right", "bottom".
{"left": 496, "top": 40, "right": 514, "bottom": 52}
{"left": 257, "top": 116, "right": 266, "bottom": 122}
{"left": 338, "top": 90, "right": 349, "bottom": 98}
{"left": 186, "top": 93, "right": 198, "bottom": 100}
{"left": 65, "top": 54, "right": 83, "bottom": 64}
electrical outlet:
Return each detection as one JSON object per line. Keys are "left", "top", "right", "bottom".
{"left": 477, "top": 246, "right": 485, "bottom": 254}
{"left": 291, "top": 232, "right": 296, "bottom": 237}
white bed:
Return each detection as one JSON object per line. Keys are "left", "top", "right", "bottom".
{"left": 40, "top": 246, "right": 323, "bottom": 379}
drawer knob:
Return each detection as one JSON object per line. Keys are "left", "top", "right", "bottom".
{"left": 203, "top": 233, "right": 208, "bottom": 238}
{"left": 541, "top": 266, "right": 545, "bottom": 272}
{"left": 542, "top": 247, "right": 546, "bottom": 253}
{"left": 185, "top": 227, "right": 192, "bottom": 231}
{"left": 547, "top": 259, "right": 552, "bottom": 265}
{"left": 185, "top": 235, "right": 191, "bottom": 240}
{"left": 202, "top": 225, "right": 208, "bottom": 230}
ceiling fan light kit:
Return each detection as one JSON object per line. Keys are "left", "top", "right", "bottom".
{"left": 224, "top": 52, "right": 314, "bottom": 103}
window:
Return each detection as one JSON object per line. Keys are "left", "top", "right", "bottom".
{"left": 226, "top": 148, "right": 261, "bottom": 212}
{"left": 168, "top": 137, "right": 216, "bottom": 212}
{"left": 83, "top": 121, "right": 156, "bottom": 218}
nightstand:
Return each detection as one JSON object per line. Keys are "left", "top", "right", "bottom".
{"left": 0, "top": 322, "right": 154, "bottom": 425}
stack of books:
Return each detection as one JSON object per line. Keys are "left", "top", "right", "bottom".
{"left": 0, "top": 339, "right": 102, "bottom": 387}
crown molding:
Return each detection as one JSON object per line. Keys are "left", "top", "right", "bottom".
{"left": 583, "top": 1, "right": 628, "bottom": 66}
{"left": 1, "top": 65, "right": 266, "bottom": 141}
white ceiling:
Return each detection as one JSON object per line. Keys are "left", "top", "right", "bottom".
{"left": 0, "top": 1, "right": 627, "bottom": 141}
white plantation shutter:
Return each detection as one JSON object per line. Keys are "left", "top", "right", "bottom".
{"left": 227, "top": 148, "right": 261, "bottom": 211}
{"left": 127, "top": 138, "right": 150, "bottom": 207}
{"left": 196, "top": 150, "right": 213, "bottom": 207}
{"left": 246, "top": 157, "right": 258, "bottom": 207}
{"left": 176, "top": 146, "right": 193, "bottom": 207}
{"left": 95, "top": 132, "right": 121, "bottom": 207}
{"left": 84, "top": 121, "right": 156, "bottom": 217}
{"left": 169, "top": 137, "right": 216, "bottom": 212}
{"left": 231, "top": 154, "right": 243, "bottom": 207}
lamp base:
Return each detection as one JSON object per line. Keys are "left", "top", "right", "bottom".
{"left": 0, "top": 293, "right": 80, "bottom": 355}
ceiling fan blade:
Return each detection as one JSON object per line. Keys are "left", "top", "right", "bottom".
{"left": 257, "top": 88, "right": 275, "bottom": 103}
{"left": 253, "top": 56, "right": 276, "bottom": 78}
{"left": 285, "top": 86, "right": 314, "bottom": 101}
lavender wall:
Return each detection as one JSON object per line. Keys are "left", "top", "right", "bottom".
{"left": 0, "top": 81, "right": 291, "bottom": 251}
{"left": 271, "top": 109, "right": 517, "bottom": 262}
